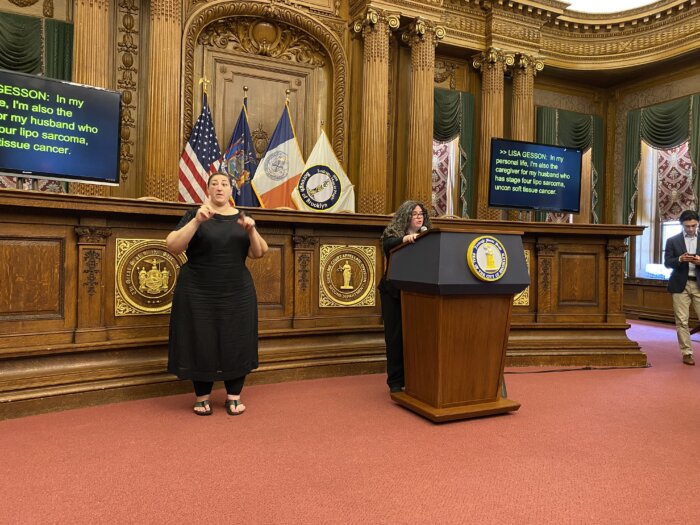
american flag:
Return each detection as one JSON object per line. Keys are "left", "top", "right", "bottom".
{"left": 178, "top": 93, "right": 221, "bottom": 203}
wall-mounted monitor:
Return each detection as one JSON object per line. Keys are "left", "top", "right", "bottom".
{"left": 0, "top": 69, "right": 121, "bottom": 186}
{"left": 488, "top": 138, "right": 582, "bottom": 213}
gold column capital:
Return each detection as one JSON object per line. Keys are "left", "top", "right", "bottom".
{"left": 352, "top": 8, "right": 400, "bottom": 36}
{"left": 401, "top": 18, "right": 446, "bottom": 46}
{"left": 472, "top": 47, "right": 515, "bottom": 72}
{"left": 511, "top": 53, "right": 545, "bottom": 75}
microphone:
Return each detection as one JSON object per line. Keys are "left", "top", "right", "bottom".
{"left": 419, "top": 226, "right": 428, "bottom": 233}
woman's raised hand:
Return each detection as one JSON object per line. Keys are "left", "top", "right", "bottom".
{"left": 195, "top": 198, "right": 215, "bottom": 224}
{"left": 237, "top": 211, "right": 256, "bottom": 232}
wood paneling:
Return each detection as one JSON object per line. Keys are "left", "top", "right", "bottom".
{"left": 624, "top": 279, "right": 695, "bottom": 325}
{"left": 559, "top": 253, "right": 598, "bottom": 305}
{"left": 0, "top": 190, "right": 645, "bottom": 419}
{"left": 0, "top": 238, "right": 63, "bottom": 319}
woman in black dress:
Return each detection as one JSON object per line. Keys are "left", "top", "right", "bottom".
{"left": 166, "top": 172, "right": 268, "bottom": 416}
{"left": 378, "top": 201, "right": 432, "bottom": 393}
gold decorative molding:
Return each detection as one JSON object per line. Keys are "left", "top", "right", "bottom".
{"left": 543, "top": 3, "right": 700, "bottom": 69}
{"left": 115, "top": 239, "right": 187, "bottom": 316}
{"left": 183, "top": 1, "right": 348, "bottom": 162}
{"left": 472, "top": 47, "right": 515, "bottom": 73}
{"left": 352, "top": 8, "right": 401, "bottom": 36}
{"left": 199, "top": 18, "right": 327, "bottom": 67}
{"left": 513, "top": 249, "right": 530, "bottom": 306}
{"left": 116, "top": 0, "right": 140, "bottom": 183}
{"left": 9, "top": 0, "right": 40, "bottom": 6}
{"left": 401, "top": 18, "right": 446, "bottom": 50}
{"left": 434, "top": 58, "right": 457, "bottom": 88}
{"left": 319, "top": 245, "right": 376, "bottom": 308}
{"left": 43, "top": 0, "right": 53, "bottom": 17}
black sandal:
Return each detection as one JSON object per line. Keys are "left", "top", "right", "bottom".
{"left": 224, "top": 399, "right": 245, "bottom": 416}
{"left": 193, "top": 400, "right": 212, "bottom": 416}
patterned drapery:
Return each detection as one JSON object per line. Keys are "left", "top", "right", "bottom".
{"left": 433, "top": 88, "right": 474, "bottom": 217}
{"left": 657, "top": 142, "right": 695, "bottom": 221}
{"left": 432, "top": 140, "right": 456, "bottom": 216}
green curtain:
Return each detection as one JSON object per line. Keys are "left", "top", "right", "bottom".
{"left": 623, "top": 110, "right": 642, "bottom": 226}
{"left": 434, "top": 88, "right": 475, "bottom": 217}
{"left": 640, "top": 98, "right": 690, "bottom": 149}
{"left": 691, "top": 94, "right": 700, "bottom": 202}
{"left": 535, "top": 107, "right": 604, "bottom": 223}
{"left": 0, "top": 12, "right": 42, "bottom": 74}
{"left": 45, "top": 19, "right": 73, "bottom": 81}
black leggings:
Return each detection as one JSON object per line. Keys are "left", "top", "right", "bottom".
{"left": 192, "top": 376, "right": 246, "bottom": 397}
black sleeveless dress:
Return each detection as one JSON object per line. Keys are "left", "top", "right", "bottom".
{"left": 167, "top": 209, "right": 259, "bottom": 381}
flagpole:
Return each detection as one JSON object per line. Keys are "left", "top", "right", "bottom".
{"left": 198, "top": 76, "right": 210, "bottom": 103}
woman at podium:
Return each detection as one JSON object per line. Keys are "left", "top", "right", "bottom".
{"left": 378, "top": 201, "right": 432, "bottom": 393}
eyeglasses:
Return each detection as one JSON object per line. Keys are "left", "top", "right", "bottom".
{"left": 410, "top": 212, "right": 427, "bottom": 218}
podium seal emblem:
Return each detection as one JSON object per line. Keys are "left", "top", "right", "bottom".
{"left": 467, "top": 236, "right": 508, "bottom": 282}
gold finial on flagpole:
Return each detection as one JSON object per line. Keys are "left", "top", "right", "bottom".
{"left": 198, "top": 76, "right": 211, "bottom": 96}
{"left": 285, "top": 88, "right": 291, "bottom": 103}
{"left": 243, "top": 85, "right": 248, "bottom": 100}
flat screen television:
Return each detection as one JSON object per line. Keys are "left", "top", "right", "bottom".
{"left": 488, "top": 138, "right": 582, "bottom": 213}
{"left": 0, "top": 69, "right": 121, "bottom": 185}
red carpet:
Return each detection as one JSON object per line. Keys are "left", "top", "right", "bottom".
{"left": 1, "top": 320, "right": 699, "bottom": 524}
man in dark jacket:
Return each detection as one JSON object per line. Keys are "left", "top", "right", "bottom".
{"left": 664, "top": 209, "right": 700, "bottom": 365}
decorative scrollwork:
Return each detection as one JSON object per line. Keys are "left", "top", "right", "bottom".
{"left": 298, "top": 252, "right": 311, "bottom": 292}
{"left": 82, "top": 249, "right": 101, "bottom": 297}
{"left": 117, "top": 0, "right": 140, "bottom": 182}
{"left": 9, "top": 0, "right": 40, "bottom": 7}
{"left": 199, "top": 18, "right": 327, "bottom": 67}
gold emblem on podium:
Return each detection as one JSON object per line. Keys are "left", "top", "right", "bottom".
{"left": 467, "top": 236, "right": 508, "bottom": 282}
{"left": 319, "top": 245, "right": 376, "bottom": 307}
{"left": 115, "top": 239, "right": 187, "bottom": 316}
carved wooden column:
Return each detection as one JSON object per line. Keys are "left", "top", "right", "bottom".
{"left": 508, "top": 54, "right": 544, "bottom": 221}
{"left": 606, "top": 241, "right": 627, "bottom": 323}
{"left": 293, "top": 234, "right": 318, "bottom": 329}
{"left": 402, "top": 20, "right": 444, "bottom": 210}
{"left": 473, "top": 48, "right": 513, "bottom": 220}
{"left": 353, "top": 9, "right": 399, "bottom": 214}
{"left": 536, "top": 241, "right": 556, "bottom": 321}
{"left": 143, "top": 0, "right": 182, "bottom": 201}
{"left": 75, "top": 225, "right": 112, "bottom": 343}
{"left": 70, "top": 0, "right": 111, "bottom": 198}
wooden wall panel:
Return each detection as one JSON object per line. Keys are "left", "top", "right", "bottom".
{"left": 558, "top": 253, "right": 598, "bottom": 305}
{"left": 0, "top": 238, "right": 63, "bottom": 319}
{"left": 624, "top": 279, "right": 695, "bottom": 325}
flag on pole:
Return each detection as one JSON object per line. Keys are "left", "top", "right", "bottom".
{"left": 292, "top": 130, "right": 355, "bottom": 213}
{"left": 178, "top": 93, "right": 221, "bottom": 203}
{"left": 251, "top": 102, "right": 305, "bottom": 209}
{"left": 222, "top": 98, "right": 259, "bottom": 207}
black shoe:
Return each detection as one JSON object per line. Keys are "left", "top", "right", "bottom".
{"left": 389, "top": 385, "right": 403, "bottom": 393}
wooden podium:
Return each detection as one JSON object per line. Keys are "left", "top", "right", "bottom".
{"left": 387, "top": 228, "right": 530, "bottom": 422}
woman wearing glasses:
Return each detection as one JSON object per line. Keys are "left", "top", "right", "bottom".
{"left": 378, "top": 201, "right": 432, "bottom": 393}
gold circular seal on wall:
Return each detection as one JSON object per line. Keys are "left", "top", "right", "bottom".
{"left": 115, "top": 240, "right": 186, "bottom": 315}
{"left": 320, "top": 246, "right": 375, "bottom": 307}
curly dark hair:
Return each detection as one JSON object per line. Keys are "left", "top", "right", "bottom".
{"left": 380, "top": 200, "right": 432, "bottom": 242}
